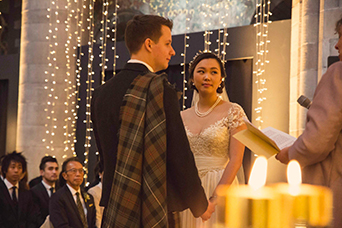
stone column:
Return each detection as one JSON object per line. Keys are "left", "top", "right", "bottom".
{"left": 289, "top": 0, "right": 342, "bottom": 137}
{"left": 17, "top": 0, "right": 74, "bottom": 179}
{"left": 318, "top": 0, "right": 342, "bottom": 80}
{"left": 289, "top": 0, "right": 319, "bottom": 137}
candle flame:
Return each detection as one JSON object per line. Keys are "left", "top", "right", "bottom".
{"left": 287, "top": 160, "right": 302, "bottom": 195}
{"left": 248, "top": 156, "right": 268, "bottom": 191}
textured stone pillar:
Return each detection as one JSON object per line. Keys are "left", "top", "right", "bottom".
{"left": 17, "top": 0, "right": 73, "bottom": 179}
{"left": 289, "top": 0, "right": 342, "bottom": 137}
{"left": 289, "top": 0, "right": 319, "bottom": 137}
{"left": 318, "top": 0, "right": 342, "bottom": 79}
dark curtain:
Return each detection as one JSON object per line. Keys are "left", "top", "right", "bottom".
{"left": 225, "top": 59, "right": 253, "bottom": 183}
{"left": 0, "top": 80, "right": 8, "bottom": 156}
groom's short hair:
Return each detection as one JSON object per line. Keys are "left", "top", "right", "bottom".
{"left": 125, "top": 15, "right": 173, "bottom": 55}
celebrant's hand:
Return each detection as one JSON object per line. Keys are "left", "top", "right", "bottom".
{"left": 276, "top": 146, "right": 290, "bottom": 164}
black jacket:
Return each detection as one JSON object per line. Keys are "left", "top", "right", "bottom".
{"left": 91, "top": 63, "right": 208, "bottom": 217}
{"left": 30, "top": 182, "right": 58, "bottom": 226}
{"left": 0, "top": 179, "right": 40, "bottom": 228}
{"left": 49, "top": 185, "right": 96, "bottom": 228}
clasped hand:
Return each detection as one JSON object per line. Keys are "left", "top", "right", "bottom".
{"left": 200, "top": 199, "right": 216, "bottom": 222}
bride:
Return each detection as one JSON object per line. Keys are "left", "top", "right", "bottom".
{"left": 180, "top": 52, "right": 247, "bottom": 228}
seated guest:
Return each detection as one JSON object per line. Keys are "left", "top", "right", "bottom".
{"left": 31, "top": 156, "right": 59, "bottom": 226}
{"left": 87, "top": 162, "right": 104, "bottom": 228}
{"left": 50, "top": 157, "right": 96, "bottom": 228}
{"left": 0, "top": 151, "right": 40, "bottom": 227}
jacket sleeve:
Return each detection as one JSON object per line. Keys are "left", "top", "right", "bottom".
{"left": 163, "top": 81, "right": 208, "bottom": 217}
{"left": 289, "top": 62, "right": 342, "bottom": 167}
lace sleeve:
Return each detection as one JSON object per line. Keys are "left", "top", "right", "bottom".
{"left": 227, "top": 103, "right": 247, "bottom": 130}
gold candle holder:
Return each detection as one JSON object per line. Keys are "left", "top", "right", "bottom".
{"left": 274, "top": 183, "right": 332, "bottom": 228}
{"left": 216, "top": 185, "right": 281, "bottom": 228}
{"left": 216, "top": 156, "right": 281, "bottom": 228}
{"left": 215, "top": 159, "right": 333, "bottom": 228}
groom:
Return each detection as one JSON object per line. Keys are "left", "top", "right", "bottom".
{"left": 91, "top": 15, "right": 212, "bottom": 227}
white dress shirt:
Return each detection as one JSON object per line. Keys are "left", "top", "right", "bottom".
{"left": 4, "top": 178, "right": 19, "bottom": 201}
{"left": 41, "top": 180, "right": 55, "bottom": 197}
{"left": 66, "top": 184, "right": 87, "bottom": 216}
{"left": 127, "top": 59, "right": 154, "bottom": 72}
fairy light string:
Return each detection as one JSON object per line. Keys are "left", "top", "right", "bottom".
{"left": 100, "top": 0, "right": 109, "bottom": 84}
{"left": 63, "top": 0, "right": 74, "bottom": 154}
{"left": 254, "top": 0, "right": 271, "bottom": 128}
{"left": 112, "top": 0, "right": 119, "bottom": 78}
{"left": 43, "top": 0, "right": 60, "bottom": 153}
{"left": 83, "top": 0, "right": 96, "bottom": 184}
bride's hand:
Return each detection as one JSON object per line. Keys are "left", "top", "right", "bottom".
{"left": 200, "top": 200, "right": 216, "bottom": 222}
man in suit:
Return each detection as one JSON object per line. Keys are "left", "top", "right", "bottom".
{"left": 91, "top": 15, "right": 212, "bottom": 227}
{"left": 276, "top": 17, "right": 342, "bottom": 228}
{"left": 49, "top": 157, "right": 96, "bottom": 228}
{"left": 31, "top": 156, "right": 59, "bottom": 226}
{"left": 0, "top": 151, "right": 40, "bottom": 228}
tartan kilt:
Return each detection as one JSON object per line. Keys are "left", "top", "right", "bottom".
{"left": 102, "top": 73, "right": 169, "bottom": 228}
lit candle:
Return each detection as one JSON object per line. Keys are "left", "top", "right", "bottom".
{"left": 216, "top": 156, "right": 281, "bottom": 228}
{"left": 274, "top": 160, "right": 333, "bottom": 227}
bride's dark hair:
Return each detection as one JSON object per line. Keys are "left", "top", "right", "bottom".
{"left": 188, "top": 52, "right": 226, "bottom": 93}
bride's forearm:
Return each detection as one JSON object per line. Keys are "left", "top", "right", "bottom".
{"left": 212, "top": 160, "right": 242, "bottom": 196}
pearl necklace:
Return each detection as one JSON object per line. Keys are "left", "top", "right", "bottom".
{"left": 195, "top": 97, "right": 222, "bottom": 117}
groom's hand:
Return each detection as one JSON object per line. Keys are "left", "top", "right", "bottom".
{"left": 200, "top": 200, "right": 215, "bottom": 222}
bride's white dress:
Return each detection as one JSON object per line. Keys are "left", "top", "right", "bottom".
{"left": 180, "top": 103, "right": 246, "bottom": 228}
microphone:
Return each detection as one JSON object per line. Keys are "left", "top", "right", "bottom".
{"left": 297, "top": 95, "right": 312, "bottom": 109}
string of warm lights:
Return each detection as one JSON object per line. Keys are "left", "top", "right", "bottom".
{"left": 72, "top": 0, "right": 87, "bottom": 156}
{"left": 63, "top": 0, "right": 74, "bottom": 154}
{"left": 180, "top": 6, "right": 191, "bottom": 110}
{"left": 201, "top": 2, "right": 212, "bottom": 52}
{"left": 83, "top": 0, "right": 96, "bottom": 185}
{"left": 214, "top": 2, "right": 229, "bottom": 62}
{"left": 112, "top": 1, "right": 119, "bottom": 78}
{"left": 253, "top": 0, "right": 271, "bottom": 128}
{"left": 100, "top": 0, "right": 109, "bottom": 84}
{"left": 43, "top": 0, "right": 60, "bottom": 153}
{"left": 42, "top": 0, "right": 53, "bottom": 150}
{"left": 0, "top": 0, "right": 2, "bottom": 32}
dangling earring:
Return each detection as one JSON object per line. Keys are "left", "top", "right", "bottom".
{"left": 191, "top": 81, "right": 196, "bottom": 90}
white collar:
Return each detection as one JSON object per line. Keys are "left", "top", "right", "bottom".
{"left": 127, "top": 59, "right": 154, "bottom": 72}
{"left": 41, "top": 179, "right": 55, "bottom": 191}
{"left": 66, "top": 183, "right": 81, "bottom": 196}
{"left": 4, "top": 178, "right": 19, "bottom": 190}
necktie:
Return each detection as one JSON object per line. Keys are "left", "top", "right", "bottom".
{"left": 12, "top": 186, "right": 18, "bottom": 212}
{"left": 76, "top": 192, "right": 88, "bottom": 228}
{"left": 50, "top": 187, "right": 54, "bottom": 197}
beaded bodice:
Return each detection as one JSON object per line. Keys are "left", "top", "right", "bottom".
{"left": 185, "top": 103, "right": 246, "bottom": 176}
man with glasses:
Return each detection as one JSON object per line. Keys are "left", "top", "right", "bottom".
{"left": 49, "top": 157, "right": 96, "bottom": 228}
